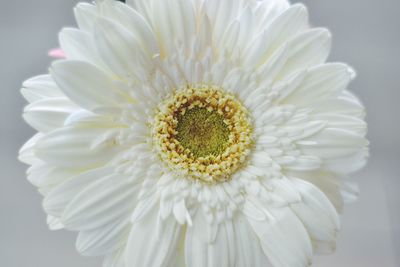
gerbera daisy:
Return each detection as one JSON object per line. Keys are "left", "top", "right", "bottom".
{"left": 19, "top": 0, "right": 368, "bottom": 266}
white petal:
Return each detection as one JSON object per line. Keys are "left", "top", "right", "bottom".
{"left": 64, "top": 110, "right": 107, "bottom": 126}
{"left": 21, "top": 75, "right": 64, "bottom": 103}
{"left": 205, "top": 222, "right": 233, "bottom": 267}
{"left": 93, "top": 16, "right": 150, "bottom": 78}
{"left": 74, "top": 3, "right": 99, "bottom": 32}
{"left": 288, "top": 171, "right": 345, "bottom": 213}
{"left": 243, "top": 200, "right": 267, "bottom": 221}
{"left": 290, "top": 178, "right": 340, "bottom": 245}
{"left": 59, "top": 28, "right": 108, "bottom": 70}
{"left": 62, "top": 173, "right": 139, "bottom": 231}
{"left": 99, "top": 0, "right": 159, "bottom": 55}
{"left": 276, "top": 28, "right": 331, "bottom": 79}
{"left": 281, "top": 155, "right": 322, "bottom": 172}
{"left": 103, "top": 248, "right": 125, "bottom": 267}
{"left": 249, "top": 207, "right": 313, "bottom": 267}
{"left": 76, "top": 217, "right": 130, "bottom": 256}
{"left": 126, "top": 0, "right": 153, "bottom": 22}
{"left": 311, "top": 90, "right": 365, "bottom": 118}
{"left": 173, "top": 199, "right": 192, "bottom": 225}
{"left": 169, "top": 0, "right": 197, "bottom": 48}
{"left": 185, "top": 213, "right": 231, "bottom": 267}
{"left": 327, "top": 147, "right": 369, "bottom": 174}
{"left": 312, "top": 113, "right": 367, "bottom": 136}
{"left": 298, "top": 128, "right": 368, "bottom": 160}
{"left": 126, "top": 207, "right": 182, "bottom": 266}
{"left": 50, "top": 60, "right": 127, "bottom": 111}
{"left": 23, "top": 97, "right": 78, "bottom": 132}
{"left": 47, "top": 215, "right": 64, "bottom": 231}
{"left": 263, "top": 178, "right": 302, "bottom": 204}
{"left": 208, "top": 0, "right": 241, "bottom": 47}
{"left": 19, "top": 134, "right": 43, "bottom": 165}
{"left": 234, "top": 215, "right": 273, "bottom": 267}
{"left": 27, "top": 168, "right": 72, "bottom": 192}
{"left": 27, "top": 165, "right": 77, "bottom": 191}
{"left": 281, "top": 63, "right": 355, "bottom": 107}
{"left": 244, "top": 4, "right": 309, "bottom": 67}
{"left": 43, "top": 167, "right": 114, "bottom": 217}
{"left": 130, "top": 193, "right": 159, "bottom": 223}
{"left": 34, "top": 124, "right": 119, "bottom": 168}
{"left": 255, "top": 0, "right": 290, "bottom": 27}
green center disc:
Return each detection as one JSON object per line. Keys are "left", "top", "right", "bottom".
{"left": 175, "top": 107, "right": 230, "bottom": 158}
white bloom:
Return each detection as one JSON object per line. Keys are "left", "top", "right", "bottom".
{"left": 20, "top": 0, "right": 368, "bottom": 266}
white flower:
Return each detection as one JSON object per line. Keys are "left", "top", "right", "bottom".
{"left": 20, "top": 0, "right": 368, "bottom": 266}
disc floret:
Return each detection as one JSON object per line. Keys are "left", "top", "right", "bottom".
{"left": 152, "top": 84, "right": 253, "bottom": 183}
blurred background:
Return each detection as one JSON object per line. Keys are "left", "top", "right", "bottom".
{"left": 0, "top": 0, "right": 398, "bottom": 266}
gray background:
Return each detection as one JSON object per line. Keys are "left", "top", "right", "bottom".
{"left": 0, "top": 0, "right": 398, "bottom": 266}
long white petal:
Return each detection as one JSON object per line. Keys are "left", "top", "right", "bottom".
{"left": 244, "top": 4, "right": 309, "bottom": 67}
{"left": 249, "top": 207, "right": 313, "bottom": 267}
{"left": 280, "top": 63, "right": 355, "bottom": 106}
{"left": 59, "top": 28, "right": 109, "bottom": 71}
{"left": 62, "top": 173, "right": 139, "bottom": 231}
{"left": 93, "top": 16, "right": 150, "bottom": 78}
{"left": 290, "top": 178, "right": 340, "bottom": 247}
{"left": 34, "top": 124, "right": 119, "bottom": 168}
{"left": 275, "top": 28, "right": 331, "bottom": 80}
{"left": 99, "top": 0, "right": 159, "bottom": 55}
{"left": 21, "top": 75, "right": 64, "bottom": 103}
{"left": 74, "top": 3, "right": 99, "bottom": 32}
{"left": 298, "top": 128, "right": 368, "bottom": 160}
{"left": 43, "top": 167, "right": 114, "bottom": 217}
{"left": 50, "top": 60, "right": 127, "bottom": 111}
{"left": 234, "top": 215, "right": 273, "bottom": 267}
{"left": 23, "top": 97, "right": 78, "bottom": 132}
{"left": 126, "top": 207, "right": 182, "bottom": 266}
{"left": 76, "top": 217, "right": 131, "bottom": 256}
{"left": 103, "top": 248, "right": 125, "bottom": 267}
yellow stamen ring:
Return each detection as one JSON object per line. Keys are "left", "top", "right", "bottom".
{"left": 152, "top": 85, "right": 253, "bottom": 183}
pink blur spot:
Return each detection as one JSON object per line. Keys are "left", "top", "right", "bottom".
{"left": 48, "top": 48, "right": 65, "bottom": 59}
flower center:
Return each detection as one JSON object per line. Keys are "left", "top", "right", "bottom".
{"left": 175, "top": 107, "right": 230, "bottom": 158}
{"left": 152, "top": 85, "right": 253, "bottom": 183}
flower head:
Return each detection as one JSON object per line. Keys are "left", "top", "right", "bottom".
{"left": 20, "top": 0, "right": 368, "bottom": 266}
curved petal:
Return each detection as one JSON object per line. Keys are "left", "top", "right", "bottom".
{"left": 34, "top": 123, "right": 119, "bottom": 168}
{"left": 184, "top": 210, "right": 256, "bottom": 267}
{"left": 19, "top": 134, "right": 43, "bottom": 165}
{"left": 103, "top": 248, "right": 125, "bottom": 267}
{"left": 23, "top": 97, "right": 78, "bottom": 132}
{"left": 151, "top": 0, "right": 196, "bottom": 56}
{"left": 27, "top": 164, "right": 78, "bottom": 190}
{"left": 43, "top": 167, "right": 115, "bottom": 217}
{"left": 298, "top": 128, "right": 368, "bottom": 160}
{"left": 62, "top": 173, "right": 139, "bottom": 231}
{"left": 21, "top": 75, "right": 64, "bottom": 103}
{"left": 126, "top": 207, "right": 182, "bottom": 266}
{"left": 280, "top": 63, "right": 355, "bottom": 107}
{"left": 249, "top": 207, "right": 313, "bottom": 267}
{"left": 74, "top": 3, "right": 99, "bottom": 32}
{"left": 59, "top": 28, "right": 109, "bottom": 71}
{"left": 50, "top": 60, "right": 127, "bottom": 111}
{"left": 290, "top": 178, "right": 340, "bottom": 249}
{"left": 98, "top": 0, "right": 159, "bottom": 55}
{"left": 184, "top": 210, "right": 223, "bottom": 267}
{"left": 275, "top": 28, "right": 331, "bottom": 80}
{"left": 311, "top": 90, "right": 366, "bottom": 118}
{"left": 93, "top": 16, "right": 151, "bottom": 78}
{"left": 244, "top": 4, "right": 309, "bottom": 67}
{"left": 234, "top": 215, "right": 273, "bottom": 267}
{"left": 76, "top": 217, "right": 131, "bottom": 256}
{"left": 47, "top": 215, "right": 64, "bottom": 231}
